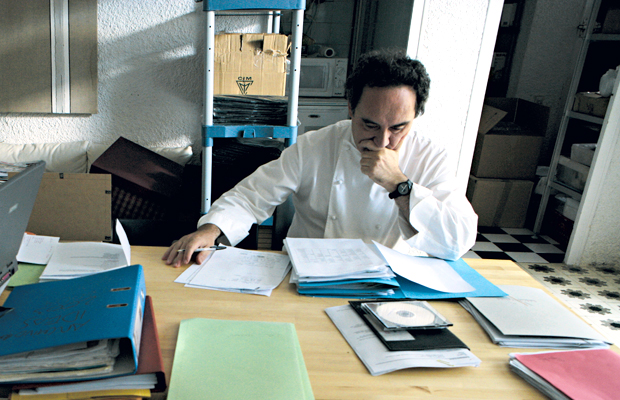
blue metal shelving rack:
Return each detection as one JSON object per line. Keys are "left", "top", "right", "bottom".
{"left": 201, "top": 0, "right": 306, "bottom": 214}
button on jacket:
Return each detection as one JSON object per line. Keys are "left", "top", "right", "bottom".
{"left": 199, "top": 120, "right": 478, "bottom": 260}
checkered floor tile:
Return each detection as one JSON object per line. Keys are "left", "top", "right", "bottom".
{"left": 463, "top": 227, "right": 566, "bottom": 263}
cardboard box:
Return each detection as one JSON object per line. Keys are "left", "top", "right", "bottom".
{"left": 10, "top": 172, "right": 113, "bottom": 241}
{"left": 467, "top": 175, "right": 534, "bottom": 228}
{"left": 90, "top": 137, "right": 184, "bottom": 220}
{"left": 472, "top": 98, "right": 549, "bottom": 180}
{"left": 572, "top": 92, "right": 609, "bottom": 118}
{"left": 214, "top": 33, "right": 288, "bottom": 96}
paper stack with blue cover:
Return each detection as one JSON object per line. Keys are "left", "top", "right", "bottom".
{"left": 0, "top": 264, "right": 167, "bottom": 400}
{"left": 285, "top": 238, "right": 399, "bottom": 297}
{"left": 285, "top": 238, "right": 506, "bottom": 299}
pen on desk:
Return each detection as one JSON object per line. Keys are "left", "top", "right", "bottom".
{"left": 177, "top": 245, "right": 226, "bottom": 253}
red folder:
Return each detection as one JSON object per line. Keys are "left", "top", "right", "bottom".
{"left": 515, "top": 349, "right": 620, "bottom": 400}
{"left": 136, "top": 295, "right": 167, "bottom": 392}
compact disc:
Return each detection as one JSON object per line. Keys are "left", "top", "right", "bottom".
{"left": 374, "top": 302, "right": 436, "bottom": 327}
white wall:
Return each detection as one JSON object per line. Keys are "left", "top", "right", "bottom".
{"left": 0, "top": 0, "right": 493, "bottom": 171}
{"left": 0, "top": 1, "right": 268, "bottom": 151}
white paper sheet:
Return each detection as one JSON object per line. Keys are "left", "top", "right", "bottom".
{"left": 175, "top": 246, "right": 291, "bottom": 296}
{"left": 38, "top": 221, "right": 131, "bottom": 281}
{"left": 16, "top": 234, "right": 59, "bottom": 265}
{"left": 325, "top": 305, "right": 480, "bottom": 376}
{"left": 373, "top": 241, "right": 475, "bottom": 293}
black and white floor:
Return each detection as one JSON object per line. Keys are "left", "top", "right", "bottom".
{"left": 464, "top": 227, "right": 620, "bottom": 345}
{"left": 463, "top": 227, "right": 565, "bottom": 263}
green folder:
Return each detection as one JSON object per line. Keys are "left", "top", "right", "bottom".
{"left": 167, "top": 318, "right": 314, "bottom": 400}
{"left": 8, "top": 263, "right": 46, "bottom": 287}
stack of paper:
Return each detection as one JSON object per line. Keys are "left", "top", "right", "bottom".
{"left": 174, "top": 245, "right": 291, "bottom": 296}
{"left": 10, "top": 295, "right": 167, "bottom": 399}
{"left": 284, "top": 238, "right": 506, "bottom": 299}
{"left": 509, "top": 349, "right": 620, "bottom": 400}
{"left": 38, "top": 220, "right": 131, "bottom": 282}
{"left": 459, "top": 285, "right": 612, "bottom": 348}
{"left": 9, "top": 388, "right": 150, "bottom": 399}
{"left": 167, "top": 318, "right": 314, "bottom": 400}
{"left": 0, "top": 265, "right": 145, "bottom": 384}
{"left": 285, "top": 238, "right": 399, "bottom": 297}
{"left": 325, "top": 305, "right": 480, "bottom": 376}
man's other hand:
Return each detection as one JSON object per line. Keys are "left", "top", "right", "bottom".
{"left": 162, "top": 223, "right": 222, "bottom": 268}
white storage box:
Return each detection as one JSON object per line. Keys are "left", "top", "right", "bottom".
{"left": 556, "top": 156, "right": 590, "bottom": 192}
{"left": 570, "top": 143, "right": 596, "bottom": 167}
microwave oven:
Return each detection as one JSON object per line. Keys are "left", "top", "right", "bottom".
{"left": 296, "top": 57, "right": 348, "bottom": 98}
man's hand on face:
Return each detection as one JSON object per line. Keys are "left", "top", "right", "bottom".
{"left": 359, "top": 136, "right": 408, "bottom": 192}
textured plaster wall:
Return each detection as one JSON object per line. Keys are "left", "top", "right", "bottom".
{"left": 1, "top": 0, "right": 489, "bottom": 168}
{"left": 0, "top": 1, "right": 267, "bottom": 151}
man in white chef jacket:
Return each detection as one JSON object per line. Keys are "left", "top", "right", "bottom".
{"left": 164, "top": 49, "right": 478, "bottom": 267}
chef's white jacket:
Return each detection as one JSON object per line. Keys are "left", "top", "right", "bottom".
{"left": 199, "top": 120, "right": 477, "bottom": 260}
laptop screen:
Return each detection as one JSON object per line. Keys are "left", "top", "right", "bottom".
{"left": 0, "top": 161, "right": 45, "bottom": 295}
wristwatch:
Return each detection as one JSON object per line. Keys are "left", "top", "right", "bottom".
{"left": 389, "top": 180, "right": 413, "bottom": 199}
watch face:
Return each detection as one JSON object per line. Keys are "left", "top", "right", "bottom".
{"left": 398, "top": 182, "right": 409, "bottom": 195}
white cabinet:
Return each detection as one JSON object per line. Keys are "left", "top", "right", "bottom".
{"left": 298, "top": 99, "right": 349, "bottom": 134}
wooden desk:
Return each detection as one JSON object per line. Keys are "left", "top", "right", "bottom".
{"left": 3, "top": 248, "right": 616, "bottom": 399}
{"left": 128, "top": 246, "right": 620, "bottom": 400}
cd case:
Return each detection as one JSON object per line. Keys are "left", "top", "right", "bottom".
{"left": 348, "top": 301, "right": 468, "bottom": 352}
{"left": 359, "top": 300, "right": 452, "bottom": 330}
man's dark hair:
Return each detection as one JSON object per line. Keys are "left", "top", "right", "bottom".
{"left": 345, "top": 49, "right": 430, "bottom": 117}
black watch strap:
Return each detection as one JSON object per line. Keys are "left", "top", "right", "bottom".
{"left": 389, "top": 180, "right": 413, "bottom": 199}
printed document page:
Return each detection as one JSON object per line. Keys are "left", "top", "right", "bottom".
{"left": 175, "top": 246, "right": 291, "bottom": 296}
{"left": 285, "top": 238, "right": 387, "bottom": 279}
{"left": 16, "top": 234, "right": 59, "bottom": 265}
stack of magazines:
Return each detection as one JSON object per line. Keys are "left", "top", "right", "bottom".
{"left": 213, "top": 95, "right": 288, "bottom": 125}
{"left": 284, "top": 238, "right": 399, "bottom": 297}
